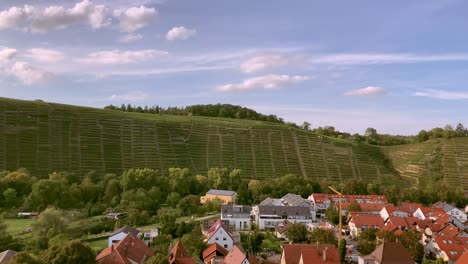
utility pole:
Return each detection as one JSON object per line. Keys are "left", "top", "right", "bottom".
{"left": 328, "top": 186, "right": 343, "bottom": 242}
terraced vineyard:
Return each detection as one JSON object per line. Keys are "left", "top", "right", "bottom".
{"left": 383, "top": 138, "right": 468, "bottom": 193}
{"left": 0, "top": 97, "right": 395, "bottom": 183}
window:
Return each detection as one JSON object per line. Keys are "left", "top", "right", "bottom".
{"left": 215, "top": 237, "right": 219, "bottom": 241}
{"left": 224, "top": 244, "right": 228, "bottom": 248}
{"left": 223, "top": 237, "right": 226, "bottom": 241}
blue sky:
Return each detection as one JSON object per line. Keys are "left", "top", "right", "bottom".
{"left": 1, "top": 0, "right": 468, "bottom": 134}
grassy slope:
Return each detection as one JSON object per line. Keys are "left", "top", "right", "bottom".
{"left": 0, "top": 97, "right": 397, "bottom": 185}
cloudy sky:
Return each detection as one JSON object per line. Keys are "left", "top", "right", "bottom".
{"left": 1, "top": 0, "right": 468, "bottom": 134}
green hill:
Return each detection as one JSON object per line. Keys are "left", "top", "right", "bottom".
{"left": 0, "top": 97, "right": 397, "bottom": 183}
{"left": 1, "top": 97, "right": 467, "bottom": 194}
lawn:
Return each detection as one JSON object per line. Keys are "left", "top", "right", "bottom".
{"left": 4, "top": 218, "right": 34, "bottom": 233}
{"left": 87, "top": 237, "right": 109, "bottom": 252}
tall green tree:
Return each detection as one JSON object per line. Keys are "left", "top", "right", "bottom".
{"left": 42, "top": 240, "right": 95, "bottom": 264}
{"left": 31, "top": 207, "right": 69, "bottom": 249}
{"left": 8, "top": 252, "right": 43, "bottom": 264}
{"left": 357, "top": 228, "right": 378, "bottom": 255}
{"left": 284, "top": 223, "right": 308, "bottom": 243}
{"left": 325, "top": 204, "right": 340, "bottom": 225}
{"left": 309, "top": 228, "right": 337, "bottom": 245}
{"left": 400, "top": 230, "right": 424, "bottom": 263}
{"left": 338, "top": 239, "right": 347, "bottom": 262}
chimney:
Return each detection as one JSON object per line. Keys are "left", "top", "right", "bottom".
{"left": 111, "top": 244, "right": 114, "bottom": 251}
{"left": 323, "top": 247, "right": 328, "bottom": 262}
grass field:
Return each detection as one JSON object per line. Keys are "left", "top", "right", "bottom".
{"left": 86, "top": 237, "right": 109, "bottom": 252}
{"left": 4, "top": 218, "right": 34, "bottom": 233}
{"left": 1, "top": 97, "right": 467, "bottom": 193}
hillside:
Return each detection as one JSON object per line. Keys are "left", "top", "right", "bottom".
{"left": 383, "top": 138, "right": 468, "bottom": 193}
{"left": 0, "top": 97, "right": 397, "bottom": 184}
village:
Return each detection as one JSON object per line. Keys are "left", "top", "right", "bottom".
{"left": 4, "top": 189, "right": 462, "bottom": 264}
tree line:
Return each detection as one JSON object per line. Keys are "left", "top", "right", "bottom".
{"left": 104, "top": 103, "right": 287, "bottom": 124}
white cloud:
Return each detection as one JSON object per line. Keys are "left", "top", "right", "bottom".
{"left": 0, "top": 48, "right": 17, "bottom": 63}
{"left": 216, "top": 74, "right": 310, "bottom": 92}
{"left": 0, "top": 5, "right": 34, "bottom": 29}
{"left": 119, "top": 33, "right": 143, "bottom": 43}
{"left": 26, "top": 48, "right": 65, "bottom": 63}
{"left": 30, "top": 0, "right": 110, "bottom": 32}
{"left": 166, "top": 26, "right": 196, "bottom": 41}
{"left": 240, "top": 54, "right": 294, "bottom": 73}
{"left": 109, "top": 91, "right": 148, "bottom": 101}
{"left": 315, "top": 53, "right": 468, "bottom": 65}
{"left": 345, "top": 86, "right": 387, "bottom": 96}
{"left": 113, "top": 6, "right": 156, "bottom": 32}
{"left": 413, "top": 89, "right": 468, "bottom": 100}
{"left": 9, "top": 62, "right": 53, "bottom": 85}
{"left": 80, "top": 49, "right": 167, "bottom": 64}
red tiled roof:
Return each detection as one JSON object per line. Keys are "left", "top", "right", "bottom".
{"left": 206, "top": 219, "right": 234, "bottom": 242}
{"left": 224, "top": 245, "right": 247, "bottom": 264}
{"left": 434, "top": 237, "right": 468, "bottom": 262}
{"left": 96, "top": 234, "right": 153, "bottom": 264}
{"left": 300, "top": 248, "right": 340, "bottom": 264}
{"left": 438, "top": 224, "right": 461, "bottom": 238}
{"left": 203, "top": 243, "right": 229, "bottom": 263}
{"left": 349, "top": 213, "right": 384, "bottom": 229}
{"left": 342, "top": 203, "right": 391, "bottom": 213}
{"left": 282, "top": 244, "right": 338, "bottom": 264}
{"left": 456, "top": 251, "right": 468, "bottom": 264}
{"left": 310, "top": 194, "right": 388, "bottom": 204}
{"left": 169, "top": 240, "right": 195, "bottom": 264}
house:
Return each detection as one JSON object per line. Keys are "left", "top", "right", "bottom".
{"left": 205, "top": 219, "right": 235, "bottom": 251}
{"left": 358, "top": 241, "right": 414, "bottom": 264}
{"left": 274, "top": 220, "right": 291, "bottom": 240}
{"left": 252, "top": 194, "right": 315, "bottom": 230}
{"left": 108, "top": 225, "right": 140, "bottom": 247}
{"left": 169, "top": 240, "right": 196, "bottom": 264}
{"left": 203, "top": 243, "right": 229, "bottom": 264}
{"left": 222, "top": 245, "right": 251, "bottom": 264}
{"left": 433, "top": 202, "right": 467, "bottom": 223}
{"left": 348, "top": 212, "right": 384, "bottom": 237}
{"left": 379, "top": 205, "right": 411, "bottom": 221}
{"left": 96, "top": 234, "right": 153, "bottom": 264}
{"left": 382, "top": 216, "right": 419, "bottom": 235}
{"left": 0, "top": 250, "right": 17, "bottom": 264}
{"left": 341, "top": 203, "right": 392, "bottom": 216}
{"left": 309, "top": 194, "right": 388, "bottom": 218}
{"left": 201, "top": 190, "right": 237, "bottom": 205}
{"left": 221, "top": 204, "right": 252, "bottom": 231}
{"left": 426, "top": 237, "right": 468, "bottom": 264}
{"left": 281, "top": 244, "right": 340, "bottom": 264}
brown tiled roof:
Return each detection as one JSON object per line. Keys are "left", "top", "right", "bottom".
{"left": 169, "top": 240, "right": 195, "bottom": 264}
{"left": 363, "top": 242, "right": 413, "bottom": 264}
{"left": 203, "top": 243, "right": 229, "bottom": 263}
{"left": 274, "top": 220, "right": 291, "bottom": 234}
{"left": 282, "top": 244, "right": 338, "bottom": 264}
{"left": 96, "top": 234, "right": 153, "bottom": 264}
{"left": 224, "top": 245, "right": 247, "bottom": 264}
{"left": 110, "top": 225, "right": 140, "bottom": 237}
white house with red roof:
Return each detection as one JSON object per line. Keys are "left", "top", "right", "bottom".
{"left": 308, "top": 193, "right": 388, "bottom": 218}
{"left": 433, "top": 202, "right": 467, "bottom": 223}
{"left": 348, "top": 212, "right": 384, "bottom": 237}
{"left": 425, "top": 237, "right": 468, "bottom": 264}
{"left": 205, "top": 219, "right": 235, "bottom": 251}
{"left": 221, "top": 245, "right": 252, "bottom": 264}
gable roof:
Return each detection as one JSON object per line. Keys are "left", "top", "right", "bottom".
{"left": 349, "top": 213, "right": 384, "bottom": 228}
{"left": 438, "top": 223, "right": 461, "bottom": 238}
{"left": 224, "top": 245, "right": 248, "bottom": 264}
{"left": 433, "top": 237, "right": 468, "bottom": 262}
{"left": 206, "top": 219, "right": 234, "bottom": 241}
{"left": 207, "top": 189, "right": 236, "bottom": 196}
{"left": 203, "top": 243, "right": 229, "bottom": 261}
{"left": 0, "top": 250, "right": 17, "bottom": 264}
{"left": 282, "top": 244, "right": 338, "bottom": 264}
{"left": 110, "top": 225, "right": 139, "bottom": 237}
{"left": 363, "top": 242, "right": 413, "bottom": 264}
{"left": 169, "top": 240, "right": 196, "bottom": 264}
{"left": 96, "top": 234, "right": 153, "bottom": 264}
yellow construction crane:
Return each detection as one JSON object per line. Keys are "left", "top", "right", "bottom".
{"left": 328, "top": 186, "right": 343, "bottom": 242}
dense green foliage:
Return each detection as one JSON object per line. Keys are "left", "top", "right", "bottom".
{"left": 284, "top": 223, "right": 308, "bottom": 243}
{"left": 104, "top": 103, "right": 286, "bottom": 124}
{"left": 309, "top": 228, "right": 337, "bottom": 245}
